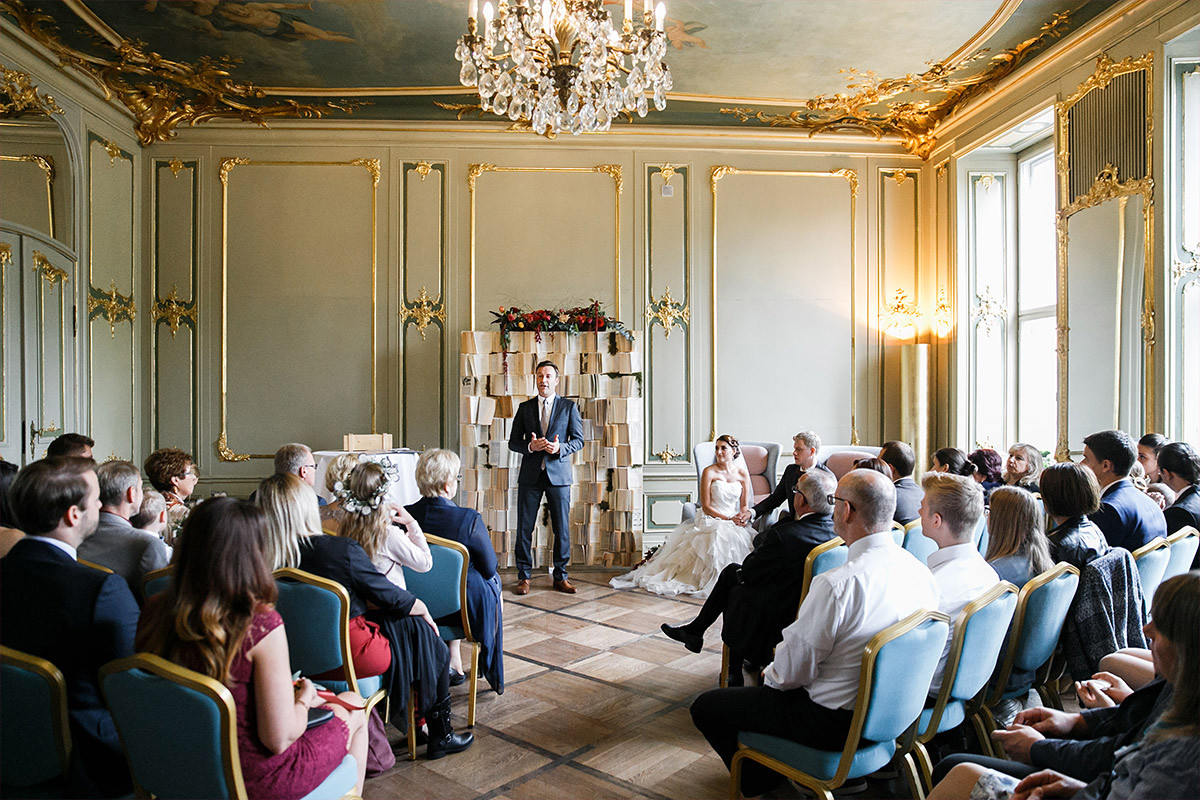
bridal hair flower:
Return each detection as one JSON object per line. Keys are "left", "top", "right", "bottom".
{"left": 333, "top": 458, "right": 401, "bottom": 516}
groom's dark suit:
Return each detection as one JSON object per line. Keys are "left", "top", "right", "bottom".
{"left": 508, "top": 393, "right": 584, "bottom": 581}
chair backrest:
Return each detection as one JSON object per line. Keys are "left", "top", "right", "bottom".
{"left": 800, "top": 537, "right": 847, "bottom": 602}
{"left": 143, "top": 565, "right": 174, "bottom": 601}
{"left": 691, "top": 440, "right": 781, "bottom": 500}
{"left": 972, "top": 513, "right": 988, "bottom": 549}
{"left": 1131, "top": 538, "right": 1171, "bottom": 610}
{"left": 989, "top": 562, "right": 1079, "bottom": 704}
{"left": 402, "top": 534, "right": 471, "bottom": 639}
{"left": 902, "top": 526, "right": 937, "bottom": 564}
{"left": 890, "top": 520, "right": 905, "bottom": 546}
{"left": 818, "top": 446, "right": 882, "bottom": 480}
{"left": 0, "top": 645, "right": 71, "bottom": 787}
{"left": 976, "top": 521, "right": 990, "bottom": 557}
{"left": 857, "top": 611, "right": 950, "bottom": 745}
{"left": 100, "top": 653, "right": 245, "bottom": 800}
{"left": 272, "top": 568, "right": 362, "bottom": 694}
{"left": 923, "top": 583, "right": 1019, "bottom": 739}
{"left": 1163, "top": 526, "right": 1199, "bottom": 582}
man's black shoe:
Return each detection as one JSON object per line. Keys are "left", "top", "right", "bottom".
{"left": 660, "top": 623, "right": 703, "bottom": 653}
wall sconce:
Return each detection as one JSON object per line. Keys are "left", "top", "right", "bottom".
{"left": 883, "top": 288, "right": 922, "bottom": 339}
{"left": 934, "top": 288, "right": 953, "bottom": 338}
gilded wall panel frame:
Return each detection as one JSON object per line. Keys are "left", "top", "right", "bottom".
{"left": 151, "top": 158, "right": 199, "bottom": 459}
{"left": 1054, "top": 53, "right": 1154, "bottom": 461}
{"left": 644, "top": 163, "right": 691, "bottom": 464}
{"left": 31, "top": 247, "right": 70, "bottom": 440}
{"left": 0, "top": 241, "right": 8, "bottom": 444}
{"left": 218, "top": 157, "right": 379, "bottom": 461}
{"left": 86, "top": 131, "right": 135, "bottom": 459}
{"left": 709, "top": 167, "right": 859, "bottom": 442}
{"left": 467, "top": 163, "right": 623, "bottom": 327}
{"left": 0, "top": 154, "right": 55, "bottom": 237}
{"left": 876, "top": 167, "right": 920, "bottom": 439}
{"left": 399, "top": 160, "right": 447, "bottom": 448}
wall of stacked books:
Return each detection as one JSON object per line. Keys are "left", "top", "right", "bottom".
{"left": 459, "top": 330, "right": 645, "bottom": 568}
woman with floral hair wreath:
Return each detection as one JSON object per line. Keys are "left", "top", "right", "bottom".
{"left": 334, "top": 460, "right": 432, "bottom": 591}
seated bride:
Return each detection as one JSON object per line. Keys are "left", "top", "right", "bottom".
{"left": 611, "top": 435, "right": 754, "bottom": 598}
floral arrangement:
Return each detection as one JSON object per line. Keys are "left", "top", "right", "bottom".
{"left": 490, "top": 300, "right": 633, "bottom": 351}
{"left": 333, "top": 457, "right": 399, "bottom": 516}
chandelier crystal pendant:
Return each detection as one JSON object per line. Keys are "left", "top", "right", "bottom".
{"left": 455, "top": 0, "right": 671, "bottom": 136}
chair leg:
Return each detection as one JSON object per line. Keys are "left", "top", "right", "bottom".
{"left": 407, "top": 688, "right": 418, "bottom": 761}
{"left": 972, "top": 708, "right": 997, "bottom": 759}
{"left": 729, "top": 750, "right": 744, "bottom": 799}
{"left": 915, "top": 742, "right": 935, "bottom": 797}
{"left": 900, "top": 751, "right": 926, "bottom": 800}
{"left": 467, "top": 641, "right": 480, "bottom": 728}
{"left": 720, "top": 645, "right": 729, "bottom": 689}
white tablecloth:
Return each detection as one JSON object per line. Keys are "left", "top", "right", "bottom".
{"left": 313, "top": 450, "right": 421, "bottom": 508}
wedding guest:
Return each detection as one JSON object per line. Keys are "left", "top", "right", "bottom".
{"left": 137, "top": 497, "right": 369, "bottom": 798}
{"left": 1004, "top": 443, "right": 1043, "bottom": 493}
{"left": 130, "top": 488, "right": 168, "bottom": 538}
{"left": 273, "top": 443, "right": 326, "bottom": 506}
{"left": 77, "top": 460, "right": 171, "bottom": 593}
{"left": 985, "top": 487, "right": 1054, "bottom": 588}
{"left": 750, "top": 430, "right": 824, "bottom": 524}
{"left": 334, "top": 462, "right": 431, "bottom": 592}
{"left": 407, "top": 449, "right": 505, "bottom": 694}
{"left": 853, "top": 456, "right": 893, "bottom": 477}
{"left": 1041, "top": 462, "right": 1110, "bottom": 570}
{"left": 319, "top": 453, "right": 361, "bottom": 532}
{"left": 880, "top": 440, "right": 923, "bottom": 524}
{"left": 1082, "top": 430, "right": 1166, "bottom": 552}
{"left": 1137, "top": 433, "right": 1167, "bottom": 482}
{"left": 45, "top": 432, "right": 94, "bottom": 459}
{"left": 144, "top": 447, "right": 198, "bottom": 543}
{"left": 0, "top": 459, "right": 23, "bottom": 557}
{"left": 1157, "top": 442, "right": 1200, "bottom": 542}
{"left": 969, "top": 448, "right": 1005, "bottom": 502}
{"left": 932, "top": 447, "right": 976, "bottom": 477}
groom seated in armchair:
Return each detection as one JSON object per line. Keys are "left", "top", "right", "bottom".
{"left": 661, "top": 468, "right": 838, "bottom": 685}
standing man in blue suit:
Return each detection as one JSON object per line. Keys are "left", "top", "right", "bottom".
{"left": 1, "top": 457, "right": 139, "bottom": 797}
{"left": 1081, "top": 429, "right": 1166, "bottom": 552}
{"left": 508, "top": 360, "right": 584, "bottom": 595}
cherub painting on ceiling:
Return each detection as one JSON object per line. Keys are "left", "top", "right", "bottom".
{"left": 141, "top": 1, "right": 355, "bottom": 42}
{"left": 600, "top": 0, "right": 706, "bottom": 50}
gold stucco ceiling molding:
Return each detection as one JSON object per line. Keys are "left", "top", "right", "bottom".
{"left": 0, "top": 61, "right": 64, "bottom": 116}
{"left": 719, "top": 11, "right": 1072, "bottom": 159}
{"left": 0, "top": 0, "right": 366, "bottom": 145}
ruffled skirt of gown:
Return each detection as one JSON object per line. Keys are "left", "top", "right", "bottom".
{"left": 610, "top": 514, "right": 753, "bottom": 598}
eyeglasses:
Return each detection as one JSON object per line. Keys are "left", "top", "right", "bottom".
{"left": 302, "top": 463, "right": 317, "bottom": 470}
{"left": 828, "top": 494, "right": 856, "bottom": 511}
{"left": 182, "top": 469, "right": 198, "bottom": 478}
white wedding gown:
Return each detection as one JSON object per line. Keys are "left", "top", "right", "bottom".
{"left": 610, "top": 479, "right": 753, "bottom": 598}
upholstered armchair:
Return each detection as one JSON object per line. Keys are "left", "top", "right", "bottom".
{"left": 680, "top": 441, "right": 780, "bottom": 524}
{"left": 816, "top": 445, "right": 882, "bottom": 479}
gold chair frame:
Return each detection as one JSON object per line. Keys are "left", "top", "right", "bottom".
{"left": 903, "top": 518, "right": 922, "bottom": 532}
{"left": 141, "top": 564, "right": 174, "bottom": 600}
{"left": 729, "top": 609, "right": 951, "bottom": 800}
{"left": 78, "top": 558, "right": 113, "bottom": 574}
{"left": 0, "top": 644, "right": 73, "bottom": 782}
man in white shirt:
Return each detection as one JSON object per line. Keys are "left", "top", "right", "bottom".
{"left": 919, "top": 472, "right": 999, "bottom": 696}
{"left": 690, "top": 468, "right": 940, "bottom": 797}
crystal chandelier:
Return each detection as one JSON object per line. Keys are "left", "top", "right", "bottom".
{"left": 455, "top": 0, "right": 672, "bottom": 136}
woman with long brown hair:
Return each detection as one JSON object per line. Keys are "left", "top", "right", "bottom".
{"left": 985, "top": 486, "right": 1053, "bottom": 587}
{"left": 137, "top": 497, "right": 369, "bottom": 799}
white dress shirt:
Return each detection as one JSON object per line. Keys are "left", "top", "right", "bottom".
{"left": 24, "top": 534, "right": 78, "bottom": 560}
{"left": 763, "top": 531, "right": 940, "bottom": 710}
{"left": 926, "top": 541, "right": 1000, "bottom": 694}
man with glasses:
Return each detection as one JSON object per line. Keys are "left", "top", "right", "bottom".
{"left": 662, "top": 468, "right": 837, "bottom": 685}
{"left": 690, "top": 468, "right": 939, "bottom": 798}
{"left": 267, "top": 442, "right": 326, "bottom": 506}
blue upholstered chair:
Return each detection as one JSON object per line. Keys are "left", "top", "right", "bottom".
{"left": 976, "top": 522, "right": 990, "bottom": 557}
{"left": 1163, "top": 526, "right": 1199, "bottom": 582}
{"left": 902, "top": 525, "right": 937, "bottom": 564}
{"left": 719, "top": 537, "right": 848, "bottom": 689}
{"left": 729, "top": 609, "right": 951, "bottom": 800}
{"left": 142, "top": 565, "right": 174, "bottom": 601}
{"left": 100, "top": 653, "right": 357, "bottom": 800}
{"left": 0, "top": 645, "right": 72, "bottom": 794}
{"left": 1131, "top": 538, "right": 1170, "bottom": 614}
{"left": 968, "top": 563, "right": 1079, "bottom": 757}
{"left": 402, "top": 534, "right": 479, "bottom": 733}
{"left": 272, "top": 569, "right": 387, "bottom": 741}
{"left": 896, "top": 583, "right": 1019, "bottom": 800}
{"left": 890, "top": 520, "right": 905, "bottom": 546}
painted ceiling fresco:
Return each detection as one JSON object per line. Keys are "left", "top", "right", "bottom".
{"left": 0, "top": 0, "right": 1114, "bottom": 154}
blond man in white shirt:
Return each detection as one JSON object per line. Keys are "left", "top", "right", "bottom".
{"left": 690, "top": 468, "right": 940, "bottom": 798}
{"left": 919, "top": 472, "right": 999, "bottom": 696}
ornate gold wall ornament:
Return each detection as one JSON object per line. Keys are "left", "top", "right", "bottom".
{"left": 659, "top": 164, "right": 678, "bottom": 184}
{"left": 1174, "top": 248, "right": 1200, "bottom": 282}
{"left": 710, "top": 164, "right": 738, "bottom": 190}
{"left": 831, "top": 168, "right": 859, "bottom": 198}
{"left": 646, "top": 286, "right": 689, "bottom": 339}
{"left": 4, "top": 153, "right": 55, "bottom": 181}
{"left": 466, "top": 162, "right": 494, "bottom": 191}
{"left": 215, "top": 432, "right": 250, "bottom": 463}
{"left": 0, "top": 242, "right": 11, "bottom": 266}
{"left": 883, "top": 288, "right": 922, "bottom": 337}
{"left": 167, "top": 157, "right": 185, "bottom": 177}
{"left": 972, "top": 285, "right": 1008, "bottom": 335}
{"left": 153, "top": 284, "right": 197, "bottom": 339}
{"left": 32, "top": 251, "right": 67, "bottom": 286}
{"left": 413, "top": 161, "right": 434, "bottom": 181}
{"left": 977, "top": 173, "right": 998, "bottom": 193}
{"left": 351, "top": 157, "right": 381, "bottom": 187}
{"left": 935, "top": 160, "right": 949, "bottom": 178}
{"left": 595, "top": 164, "right": 623, "bottom": 194}
{"left": 719, "top": 12, "right": 1071, "bottom": 159}
{"left": 218, "top": 156, "right": 250, "bottom": 185}
{"left": 99, "top": 137, "right": 123, "bottom": 166}
{"left": 934, "top": 288, "right": 953, "bottom": 337}
{"left": 399, "top": 286, "right": 446, "bottom": 341}
{"left": 0, "top": 0, "right": 365, "bottom": 146}
{"left": 0, "top": 62, "right": 63, "bottom": 115}
{"left": 653, "top": 444, "right": 684, "bottom": 463}
{"left": 885, "top": 169, "right": 915, "bottom": 186}
{"left": 88, "top": 280, "right": 136, "bottom": 337}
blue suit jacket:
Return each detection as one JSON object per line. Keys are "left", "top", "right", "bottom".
{"left": 1090, "top": 478, "right": 1167, "bottom": 552}
{"left": 508, "top": 395, "right": 584, "bottom": 486}
{"left": 0, "top": 537, "right": 139, "bottom": 791}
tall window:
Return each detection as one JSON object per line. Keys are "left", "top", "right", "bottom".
{"left": 1015, "top": 147, "right": 1057, "bottom": 449}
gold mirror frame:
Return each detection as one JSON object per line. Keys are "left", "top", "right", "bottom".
{"left": 1054, "top": 54, "right": 1153, "bottom": 462}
